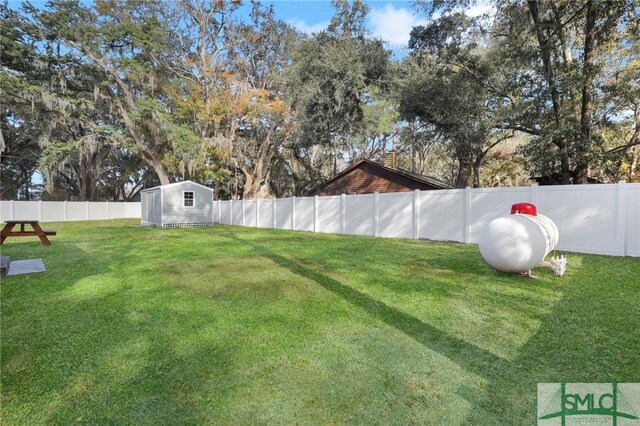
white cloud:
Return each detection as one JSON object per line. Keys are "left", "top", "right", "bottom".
{"left": 289, "top": 2, "right": 494, "bottom": 48}
{"left": 287, "top": 18, "right": 329, "bottom": 35}
{"left": 368, "top": 4, "right": 427, "bottom": 47}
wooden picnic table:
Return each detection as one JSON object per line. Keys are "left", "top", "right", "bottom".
{"left": 1, "top": 221, "right": 56, "bottom": 246}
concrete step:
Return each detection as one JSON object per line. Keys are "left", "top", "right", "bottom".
{"left": 6, "top": 259, "right": 46, "bottom": 276}
{"left": 0, "top": 256, "right": 10, "bottom": 274}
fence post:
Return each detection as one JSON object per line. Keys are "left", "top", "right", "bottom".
{"left": 212, "top": 199, "right": 216, "bottom": 223}
{"left": 10, "top": 200, "right": 15, "bottom": 220}
{"left": 464, "top": 187, "right": 471, "bottom": 243}
{"left": 229, "top": 200, "right": 233, "bottom": 225}
{"left": 241, "top": 199, "right": 245, "bottom": 226}
{"left": 291, "top": 196, "right": 296, "bottom": 230}
{"left": 413, "top": 189, "right": 420, "bottom": 240}
{"left": 256, "top": 199, "right": 260, "bottom": 227}
{"left": 218, "top": 200, "right": 221, "bottom": 224}
{"left": 616, "top": 180, "right": 627, "bottom": 256}
{"left": 86, "top": 201, "right": 90, "bottom": 221}
{"left": 340, "top": 194, "right": 346, "bottom": 234}
{"left": 530, "top": 182, "right": 539, "bottom": 205}
{"left": 39, "top": 200, "right": 43, "bottom": 222}
{"left": 64, "top": 201, "right": 68, "bottom": 221}
{"left": 106, "top": 201, "right": 110, "bottom": 220}
{"left": 160, "top": 189, "right": 164, "bottom": 227}
{"left": 314, "top": 195, "right": 319, "bottom": 232}
{"left": 272, "top": 199, "right": 276, "bottom": 229}
{"left": 373, "top": 193, "right": 379, "bottom": 237}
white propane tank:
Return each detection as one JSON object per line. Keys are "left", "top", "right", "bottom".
{"left": 479, "top": 203, "right": 559, "bottom": 273}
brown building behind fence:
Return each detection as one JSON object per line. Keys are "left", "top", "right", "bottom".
{"left": 318, "top": 159, "right": 451, "bottom": 196}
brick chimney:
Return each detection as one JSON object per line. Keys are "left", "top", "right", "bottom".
{"left": 383, "top": 150, "right": 397, "bottom": 169}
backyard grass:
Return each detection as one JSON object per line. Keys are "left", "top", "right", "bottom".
{"left": 1, "top": 219, "right": 638, "bottom": 424}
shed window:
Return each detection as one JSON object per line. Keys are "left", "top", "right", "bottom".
{"left": 183, "top": 191, "right": 194, "bottom": 207}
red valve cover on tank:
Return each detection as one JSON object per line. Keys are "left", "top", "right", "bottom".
{"left": 510, "top": 202, "right": 537, "bottom": 216}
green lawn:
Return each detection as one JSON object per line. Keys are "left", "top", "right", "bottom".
{"left": 1, "top": 220, "right": 638, "bottom": 424}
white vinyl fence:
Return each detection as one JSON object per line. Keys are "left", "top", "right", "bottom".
{"left": 2, "top": 183, "right": 638, "bottom": 257}
{"left": 214, "top": 182, "right": 640, "bottom": 257}
{"left": 0, "top": 201, "right": 141, "bottom": 222}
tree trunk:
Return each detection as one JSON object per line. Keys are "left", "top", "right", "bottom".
{"left": 90, "top": 175, "right": 98, "bottom": 200}
{"left": 629, "top": 146, "right": 638, "bottom": 182}
{"left": 242, "top": 174, "right": 255, "bottom": 199}
{"left": 455, "top": 160, "right": 472, "bottom": 188}
{"left": 558, "top": 152, "right": 571, "bottom": 184}
{"left": 472, "top": 159, "right": 482, "bottom": 188}
{"left": 576, "top": 0, "right": 597, "bottom": 184}
{"left": 78, "top": 157, "right": 88, "bottom": 201}
{"left": 529, "top": 1, "right": 572, "bottom": 184}
{"left": 23, "top": 169, "right": 31, "bottom": 200}
{"left": 549, "top": 0, "right": 573, "bottom": 64}
{"left": 528, "top": 1, "right": 563, "bottom": 128}
{"left": 150, "top": 154, "right": 170, "bottom": 185}
{"left": 411, "top": 120, "right": 417, "bottom": 172}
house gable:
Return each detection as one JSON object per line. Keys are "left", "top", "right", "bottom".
{"left": 320, "top": 160, "right": 450, "bottom": 195}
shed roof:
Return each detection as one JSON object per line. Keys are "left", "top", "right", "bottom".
{"left": 140, "top": 180, "right": 214, "bottom": 193}
{"left": 324, "top": 159, "right": 451, "bottom": 190}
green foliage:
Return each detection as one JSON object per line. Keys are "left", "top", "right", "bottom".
{"left": 492, "top": 0, "right": 638, "bottom": 183}
{"left": 401, "top": 14, "right": 514, "bottom": 187}
{"left": 0, "top": 2, "right": 42, "bottom": 198}
{"left": 406, "top": 0, "right": 640, "bottom": 185}
{"left": 39, "top": 142, "right": 76, "bottom": 170}
{"left": 288, "top": 0, "right": 389, "bottom": 142}
{"left": 286, "top": 0, "right": 390, "bottom": 182}
{"left": 362, "top": 90, "right": 398, "bottom": 136}
{"left": 34, "top": 0, "right": 182, "bottom": 184}
{"left": 4, "top": 0, "right": 639, "bottom": 200}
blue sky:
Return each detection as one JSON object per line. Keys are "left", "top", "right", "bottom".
{"left": 264, "top": 0, "right": 424, "bottom": 51}
{"left": 11, "top": 0, "right": 492, "bottom": 52}
{"left": 260, "top": 0, "right": 493, "bottom": 51}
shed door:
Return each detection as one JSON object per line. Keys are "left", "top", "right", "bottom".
{"left": 146, "top": 192, "right": 155, "bottom": 223}
{"left": 142, "top": 193, "right": 149, "bottom": 222}
{"left": 149, "top": 191, "right": 157, "bottom": 224}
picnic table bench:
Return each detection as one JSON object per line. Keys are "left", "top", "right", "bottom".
{"left": 1, "top": 221, "right": 56, "bottom": 246}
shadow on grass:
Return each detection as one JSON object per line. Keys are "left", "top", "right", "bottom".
{"left": 238, "top": 234, "right": 640, "bottom": 423}
{"left": 3, "top": 226, "right": 326, "bottom": 423}
{"left": 4, "top": 225, "right": 639, "bottom": 423}
{"left": 1, "top": 244, "right": 241, "bottom": 423}
{"left": 72, "top": 300, "right": 239, "bottom": 424}
{"left": 460, "top": 255, "right": 640, "bottom": 422}
{"left": 243, "top": 238, "right": 503, "bottom": 379}
{"left": 0, "top": 240, "right": 110, "bottom": 295}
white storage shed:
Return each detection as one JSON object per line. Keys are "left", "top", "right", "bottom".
{"left": 141, "top": 181, "right": 214, "bottom": 228}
